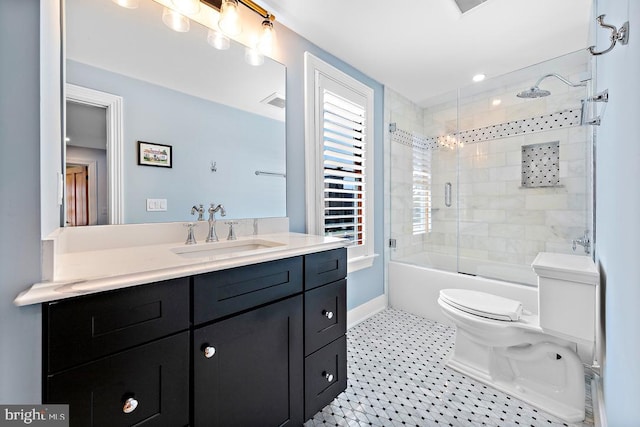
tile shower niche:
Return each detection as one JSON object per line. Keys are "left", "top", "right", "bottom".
{"left": 521, "top": 141, "right": 560, "bottom": 188}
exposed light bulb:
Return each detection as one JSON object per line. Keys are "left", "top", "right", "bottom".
{"left": 245, "top": 46, "right": 264, "bottom": 66}
{"left": 257, "top": 19, "right": 274, "bottom": 56}
{"left": 207, "top": 29, "right": 230, "bottom": 50}
{"left": 472, "top": 74, "right": 486, "bottom": 82}
{"left": 171, "top": 0, "right": 200, "bottom": 15}
{"left": 218, "top": 0, "right": 242, "bottom": 36}
{"left": 162, "top": 7, "right": 190, "bottom": 32}
{"left": 111, "top": 0, "right": 139, "bottom": 8}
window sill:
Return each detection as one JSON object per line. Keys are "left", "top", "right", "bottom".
{"left": 347, "top": 253, "right": 379, "bottom": 274}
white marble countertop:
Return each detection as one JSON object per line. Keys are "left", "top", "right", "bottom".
{"left": 14, "top": 232, "right": 347, "bottom": 306}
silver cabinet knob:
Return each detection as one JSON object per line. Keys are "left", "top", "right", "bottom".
{"left": 203, "top": 345, "right": 216, "bottom": 358}
{"left": 322, "top": 310, "right": 334, "bottom": 319}
{"left": 123, "top": 397, "right": 138, "bottom": 414}
{"left": 323, "top": 371, "right": 334, "bottom": 382}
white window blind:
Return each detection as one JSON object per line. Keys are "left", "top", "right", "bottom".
{"left": 305, "top": 52, "right": 375, "bottom": 271}
{"left": 412, "top": 145, "right": 432, "bottom": 235}
{"left": 322, "top": 90, "right": 367, "bottom": 246}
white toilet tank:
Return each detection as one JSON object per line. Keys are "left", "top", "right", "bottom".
{"left": 532, "top": 253, "right": 599, "bottom": 346}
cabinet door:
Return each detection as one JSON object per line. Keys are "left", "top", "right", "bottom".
{"left": 304, "top": 335, "right": 347, "bottom": 420}
{"left": 194, "top": 295, "right": 303, "bottom": 427}
{"left": 45, "top": 332, "right": 189, "bottom": 427}
{"left": 305, "top": 279, "right": 347, "bottom": 356}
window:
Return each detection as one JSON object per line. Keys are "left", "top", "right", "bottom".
{"left": 304, "top": 53, "right": 375, "bottom": 271}
{"left": 412, "top": 144, "right": 432, "bottom": 235}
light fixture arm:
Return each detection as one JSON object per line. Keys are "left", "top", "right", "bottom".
{"left": 238, "top": 0, "right": 274, "bottom": 20}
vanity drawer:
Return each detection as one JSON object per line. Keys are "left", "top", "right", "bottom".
{"left": 305, "top": 279, "right": 346, "bottom": 356}
{"left": 45, "top": 277, "right": 189, "bottom": 373}
{"left": 304, "top": 335, "right": 347, "bottom": 420}
{"left": 45, "top": 331, "right": 190, "bottom": 427}
{"left": 193, "top": 256, "right": 303, "bottom": 324}
{"left": 304, "top": 248, "right": 347, "bottom": 290}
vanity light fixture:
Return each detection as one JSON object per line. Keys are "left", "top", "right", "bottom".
{"left": 207, "top": 0, "right": 277, "bottom": 57}
{"left": 257, "top": 17, "right": 274, "bottom": 56}
{"left": 134, "top": 0, "right": 277, "bottom": 59}
{"left": 111, "top": 0, "right": 139, "bottom": 9}
{"left": 207, "top": 29, "right": 231, "bottom": 50}
{"left": 218, "top": 0, "right": 242, "bottom": 36}
{"left": 171, "top": 0, "right": 201, "bottom": 15}
{"left": 162, "top": 7, "right": 190, "bottom": 32}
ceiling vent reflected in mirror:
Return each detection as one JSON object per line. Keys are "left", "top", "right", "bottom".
{"left": 453, "top": 0, "right": 489, "bottom": 13}
{"left": 261, "top": 92, "right": 286, "bottom": 109}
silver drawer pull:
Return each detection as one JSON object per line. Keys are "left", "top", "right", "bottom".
{"left": 203, "top": 345, "right": 216, "bottom": 359}
{"left": 323, "top": 371, "right": 334, "bottom": 382}
{"left": 322, "top": 310, "right": 334, "bottom": 320}
{"left": 123, "top": 397, "right": 138, "bottom": 414}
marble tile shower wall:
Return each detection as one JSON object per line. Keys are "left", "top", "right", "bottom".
{"left": 387, "top": 66, "right": 592, "bottom": 267}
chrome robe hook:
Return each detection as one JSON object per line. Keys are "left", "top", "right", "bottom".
{"left": 588, "top": 14, "right": 629, "bottom": 56}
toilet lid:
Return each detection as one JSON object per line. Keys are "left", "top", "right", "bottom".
{"left": 439, "top": 289, "right": 523, "bottom": 321}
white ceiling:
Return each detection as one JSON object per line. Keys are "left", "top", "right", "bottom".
{"left": 262, "top": 0, "right": 592, "bottom": 106}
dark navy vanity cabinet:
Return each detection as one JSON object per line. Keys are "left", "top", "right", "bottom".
{"left": 42, "top": 248, "right": 347, "bottom": 427}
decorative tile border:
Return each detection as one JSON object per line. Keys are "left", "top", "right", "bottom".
{"left": 392, "top": 108, "right": 582, "bottom": 150}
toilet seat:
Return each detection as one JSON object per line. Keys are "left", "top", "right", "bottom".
{"left": 439, "top": 289, "right": 523, "bottom": 321}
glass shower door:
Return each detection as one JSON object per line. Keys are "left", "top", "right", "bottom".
{"left": 388, "top": 89, "right": 459, "bottom": 272}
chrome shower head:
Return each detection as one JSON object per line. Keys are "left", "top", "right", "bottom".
{"left": 517, "top": 87, "right": 551, "bottom": 98}
{"left": 517, "top": 73, "right": 587, "bottom": 99}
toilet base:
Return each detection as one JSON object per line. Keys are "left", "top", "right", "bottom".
{"left": 446, "top": 333, "right": 586, "bottom": 423}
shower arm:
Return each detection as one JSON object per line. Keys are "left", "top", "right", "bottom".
{"left": 532, "top": 73, "right": 587, "bottom": 89}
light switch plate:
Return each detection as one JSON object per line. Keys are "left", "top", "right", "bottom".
{"left": 146, "top": 198, "right": 167, "bottom": 212}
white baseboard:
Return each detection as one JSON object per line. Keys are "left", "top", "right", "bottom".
{"left": 591, "top": 376, "right": 607, "bottom": 427}
{"left": 347, "top": 294, "right": 388, "bottom": 329}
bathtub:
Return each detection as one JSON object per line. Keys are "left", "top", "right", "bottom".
{"left": 389, "top": 253, "right": 539, "bottom": 325}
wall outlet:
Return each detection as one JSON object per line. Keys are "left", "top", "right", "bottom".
{"left": 146, "top": 198, "right": 167, "bottom": 212}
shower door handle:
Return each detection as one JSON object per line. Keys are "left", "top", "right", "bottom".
{"left": 444, "top": 182, "right": 452, "bottom": 207}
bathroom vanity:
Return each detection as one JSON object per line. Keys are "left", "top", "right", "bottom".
{"left": 17, "top": 226, "right": 347, "bottom": 427}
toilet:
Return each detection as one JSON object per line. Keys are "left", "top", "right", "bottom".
{"left": 438, "top": 253, "right": 599, "bottom": 423}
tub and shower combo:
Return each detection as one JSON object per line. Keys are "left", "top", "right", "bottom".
{"left": 385, "top": 49, "right": 600, "bottom": 422}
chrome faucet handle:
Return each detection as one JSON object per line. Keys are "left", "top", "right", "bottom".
{"left": 225, "top": 221, "right": 238, "bottom": 241}
{"left": 184, "top": 223, "right": 197, "bottom": 245}
{"left": 572, "top": 230, "right": 591, "bottom": 254}
{"left": 191, "top": 204, "right": 205, "bottom": 221}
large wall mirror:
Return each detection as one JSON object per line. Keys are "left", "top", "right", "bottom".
{"left": 64, "top": 0, "right": 286, "bottom": 226}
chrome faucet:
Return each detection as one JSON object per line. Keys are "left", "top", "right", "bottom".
{"left": 206, "top": 203, "right": 226, "bottom": 242}
{"left": 572, "top": 230, "right": 591, "bottom": 254}
{"left": 191, "top": 204, "right": 205, "bottom": 221}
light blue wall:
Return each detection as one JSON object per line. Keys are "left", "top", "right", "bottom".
{"left": 0, "top": 0, "right": 43, "bottom": 403}
{"left": 595, "top": 1, "right": 640, "bottom": 425}
{"left": 272, "top": 24, "right": 385, "bottom": 310}
{"left": 67, "top": 60, "right": 286, "bottom": 222}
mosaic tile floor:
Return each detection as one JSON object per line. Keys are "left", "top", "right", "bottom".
{"left": 305, "top": 309, "right": 594, "bottom": 427}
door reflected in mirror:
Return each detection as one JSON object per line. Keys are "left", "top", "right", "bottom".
{"left": 64, "top": 0, "right": 286, "bottom": 225}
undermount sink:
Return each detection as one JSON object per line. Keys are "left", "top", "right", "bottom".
{"left": 171, "top": 239, "right": 285, "bottom": 259}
